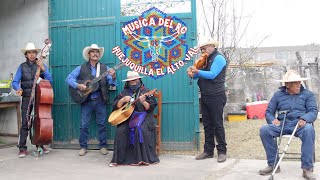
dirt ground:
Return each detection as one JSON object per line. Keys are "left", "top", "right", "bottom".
{"left": 163, "top": 119, "right": 320, "bottom": 162}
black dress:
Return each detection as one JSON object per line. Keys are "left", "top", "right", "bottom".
{"left": 110, "top": 86, "right": 160, "bottom": 166}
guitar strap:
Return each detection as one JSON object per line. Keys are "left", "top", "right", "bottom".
{"left": 96, "top": 63, "right": 100, "bottom": 77}
{"left": 129, "top": 88, "right": 141, "bottom": 99}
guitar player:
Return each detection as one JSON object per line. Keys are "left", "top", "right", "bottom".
{"left": 109, "top": 71, "right": 159, "bottom": 167}
{"left": 65, "top": 43, "right": 117, "bottom": 156}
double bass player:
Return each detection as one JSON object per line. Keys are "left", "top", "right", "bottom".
{"left": 12, "top": 42, "right": 52, "bottom": 158}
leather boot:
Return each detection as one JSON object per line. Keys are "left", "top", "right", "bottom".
{"left": 303, "top": 169, "right": 316, "bottom": 180}
{"left": 217, "top": 154, "right": 227, "bottom": 163}
{"left": 259, "top": 166, "right": 280, "bottom": 175}
{"left": 195, "top": 152, "right": 213, "bottom": 160}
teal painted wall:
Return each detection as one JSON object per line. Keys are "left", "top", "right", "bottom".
{"left": 49, "top": 0, "right": 199, "bottom": 150}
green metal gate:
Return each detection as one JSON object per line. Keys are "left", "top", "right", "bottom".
{"left": 49, "top": 0, "right": 199, "bottom": 150}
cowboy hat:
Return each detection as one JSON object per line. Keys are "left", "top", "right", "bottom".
{"left": 21, "top": 42, "right": 41, "bottom": 54}
{"left": 82, "top": 44, "right": 104, "bottom": 61}
{"left": 199, "top": 40, "right": 220, "bottom": 48}
{"left": 276, "top": 70, "right": 309, "bottom": 83}
{"left": 122, "top": 71, "right": 145, "bottom": 82}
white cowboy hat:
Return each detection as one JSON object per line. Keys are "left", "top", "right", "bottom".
{"left": 276, "top": 70, "right": 309, "bottom": 83}
{"left": 122, "top": 71, "right": 145, "bottom": 82}
{"left": 82, "top": 44, "right": 104, "bottom": 61}
{"left": 199, "top": 40, "right": 220, "bottom": 48}
{"left": 21, "top": 42, "right": 41, "bottom": 54}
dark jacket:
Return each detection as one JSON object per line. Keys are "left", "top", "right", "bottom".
{"left": 265, "top": 86, "right": 318, "bottom": 124}
{"left": 197, "top": 49, "right": 226, "bottom": 96}
{"left": 20, "top": 61, "right": 40, "bottom": 97}
{"left": 78, "top": 62, "right": 109, "bottom": 104}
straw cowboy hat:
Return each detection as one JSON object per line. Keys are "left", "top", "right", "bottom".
{"left": 199, "top": 40, "right": 220, "bottom": 48}
{"left": 276, "top": 70, "right": 309, "bottom": 83}
{"left": 21, "top": 42, "right": 41, "bottom": 54}
{"left": 82, "top": 44, "right": 104, "bottom": 61}
{"left": 122, "top": 71, "right": 145, "bottom": 82}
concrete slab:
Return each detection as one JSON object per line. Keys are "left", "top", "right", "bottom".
{"left": 0, "top": 147, "right": 318, "bottom": 180}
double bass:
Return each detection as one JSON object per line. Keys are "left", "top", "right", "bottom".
{"left": 26, "top": 39, "right": 54, "bottom": 155}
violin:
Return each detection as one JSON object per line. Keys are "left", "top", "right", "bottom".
{"left": 193, "top": 53, "right": 208, "bottom": 70}
{"left": 188, "top": 53, "right": 208, "bottom": 85}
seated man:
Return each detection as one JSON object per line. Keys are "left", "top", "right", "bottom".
{"left": 259, "top": 70, "right": 317, "bottom": 180}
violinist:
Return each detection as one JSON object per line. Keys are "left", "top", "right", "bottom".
{"left": 187, "top": 40, "right": 227, "bottom": 162}
{"left": 12, "top": 42, "right": 52, "bottom": 158}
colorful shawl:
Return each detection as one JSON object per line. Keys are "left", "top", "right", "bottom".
{"left": 128, "top": 111, "right": 147, "bottom": 145}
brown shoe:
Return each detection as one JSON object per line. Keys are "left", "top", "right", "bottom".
{"left": 217, "top": 154, "right": 227, "bottom": 163}
{"left": 195, "top": 152, "right": 213, "bottom": 160}
{"left": 259, "top": 166, "right": 280, "bottom": 175}
{"left": 303, "top": 169, "right": 316, "bottom": 180}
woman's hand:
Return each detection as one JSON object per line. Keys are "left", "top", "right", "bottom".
{"left": 121, "top": 96, "right": 131, "bottom": 103}
{"left": 117, "top": 96, "right": 131, "bottom": 108}
{"left": 139, "top": 94, "right": 149, "bottom": 110}
{"left": 139, "top": 94, "right": 146, "bottom": 103}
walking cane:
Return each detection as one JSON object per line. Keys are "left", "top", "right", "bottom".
{"left": 271, "top": 110, "right": 288, "bottom": 172}
{"left": 268, "top": 121, "right": 300, "bottom": 180}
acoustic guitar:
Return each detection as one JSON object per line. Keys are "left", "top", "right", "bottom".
{"left": 108, "top": 89, "right": 156, "bottom": 126}
{"left": 69, "top": 63, "right": 124, "bottom": 104}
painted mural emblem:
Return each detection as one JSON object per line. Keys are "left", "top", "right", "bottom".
{"left": 112, "top": 7, "right": 198, "bottom": 79}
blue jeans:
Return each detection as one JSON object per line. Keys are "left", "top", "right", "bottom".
{"left": 79, "top": 98, "right": 107, "bottom": 149}
{"left": 260, "top": 120, "right": 315, "bottom": 170}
